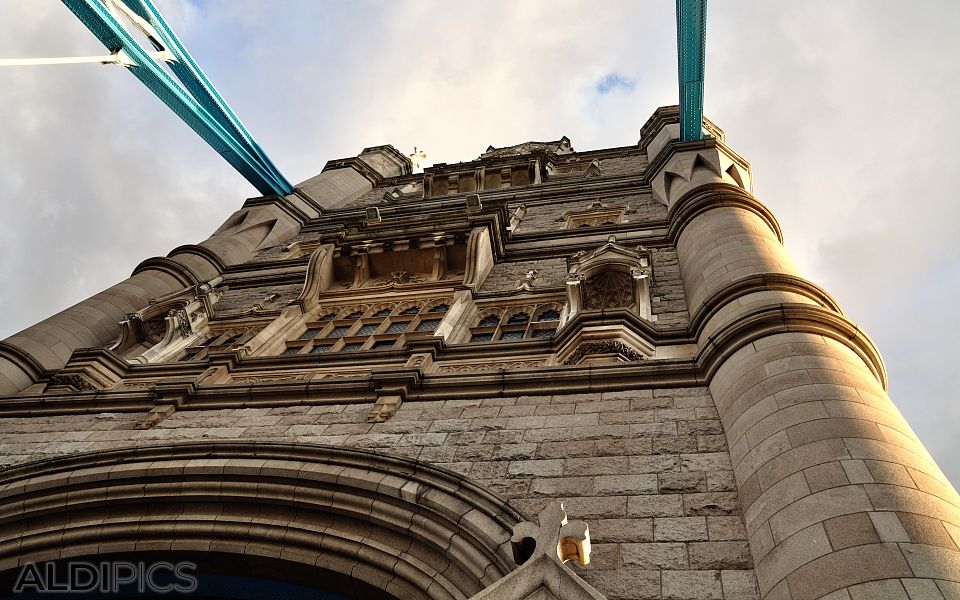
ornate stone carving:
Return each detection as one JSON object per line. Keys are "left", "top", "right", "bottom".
{"left": 134, "top": 404, "right": 176, "bottom": 430}
{"left": 437, "top": 360, "right": 545, "bottom": 373}
{"left": 481, "top": 138, "right": 572, "bottom": 158}
{"left": 564, "top": 341, "right": 643, "bottom": 365}
{"left": 48, "top": 374, "right": 97, "bottom": 391}
{"left": 471, "top": 501, "right": 604, "bottom": 600}
{"left": 229, "top": 373, "right": 309, "bottom": 384}
{"left": 363, "top": 271, "right": 432, "bottom": 288}
{"left": 125, "top": 313, "right": 147, "bottom": 343}
{"left": 565, "top": 239, "right": 653, "bottom": 321}
{"left": 167, "top": 308, "right": 191, "bottom": 338}
{"left": 511, "top": 501, "right": 591, "bottom": 566}
{"left": 367, "top": 395, "right": 402, "bottom": 423}
{"left": 583, "top": 271, "right": 635, "bottom": 310}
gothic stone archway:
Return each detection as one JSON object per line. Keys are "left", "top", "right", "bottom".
{"left": 0, "top": 442, "right": 524, "bottom": 599}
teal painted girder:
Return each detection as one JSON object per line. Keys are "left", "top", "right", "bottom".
{"left": 60, "top": 0, "right": 293, "bottom": 196}
{"left": 676, "top": 0, "right": 707, "bottom": 141}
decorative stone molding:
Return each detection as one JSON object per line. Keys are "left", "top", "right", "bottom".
{"left": 367, "top": 394, "right": 402, "bottom": 423}
{"left": 0, "top": 442, "right": 522, "bottom": 599}
{"left": 292, "top": 244, "right": 335, "bottom": 310}
{"left": 563, "top": 341, "right": 644, "bottom": 365}
{"left": 562, "top": 200, "right": 625, "bottom": 230}
{"left": 470, "top": 501, "right": 604, "bottom": 600}
{"left": 511, "top": 501, "right": 591, "bottom": 566}
{"left": 133, "top": 404, "right": 176, "bottom": 429}
{"left": 436, "top": 360, "right": 547, "bottom": 373}
{"left": 566, "top": 237, "right": 652, "bottom": 321}
{"left": 47, "top": 373, "right": 97, "bottom": 392}
{"left": 481, "top": 138, "right": 573, "bottom": 159}
{"left": 229, "top": 373, "right": 310, "bottom": 384}
{"left": 112, "top": 279, "right": 222, "bottom": 364}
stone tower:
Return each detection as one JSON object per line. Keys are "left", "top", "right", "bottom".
{"left": 1, "top": 107, "right": 958, "bottom": 599}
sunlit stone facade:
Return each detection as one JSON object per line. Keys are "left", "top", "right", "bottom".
{"left": 1, "top": 107, "right": 958, "bottom": 599}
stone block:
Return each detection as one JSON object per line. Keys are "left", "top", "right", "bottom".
{"left": 706, "top": 516, "right": 746, "bottom": 541}
{"left": 595, "top": 474, "right": 658, "bottom": 496}
{"left": 491, "top": 443, "right": 537, "bottom": 460}
{"left": 659, "top": 471, "right": 706, "bottom": 494}
{"left": 683, "top": 492, "right": 740, "bottom": 516}
{"left": 590, "top": 518, "right": 654, "bottom": 543}
{"left": 628, "top": 494, "right": 684, "bottom": 517}
{"left": 661, "top": 570, "right": 723, "bottom": 599}
{"left": 565, "top": 456, "right": 631, "bottom": 476}
{"left": 901, "top": 579, "right": 947, "bottom": 599}
{"left": 804, "top": 461, "right": 850, "bottom": 493}
{"left": 823, "top": 512, "right": 881, "bottom": 550}
{"left": 768, "top": 485, "right": 873, "bottom": 543}
{"left": 755, "top": 522, "right": 831, "bottom": 595}
{"left": 848, "top": 580, "right": 910, "bottom": 600}
{"left": 720, "top": 570, "right": 759, "bottom": 599}
{"left": 654, "top": 517, "right": 708, "bottom": 541}
{"left": 529, "top": 477, "right": 594, "bottom": 498}
{"left": 897, "top": 512, "right": 958, "bottom": 549}
{"left": 507, "top": 459, "right": 564, "bottom": 478}
{"left": 784, "top": 543, "right": 912, "bottom": 600}
{"left": 688, "top": 541, "right": 752, "bottom": 570}
{"left": 621, "top": 542, "right": 688, "bottom": 569}
{"left": 575, "top": 566, "right": 660, "bottom": 600}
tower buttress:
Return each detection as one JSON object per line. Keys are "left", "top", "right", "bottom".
{"left": 643, "top": 106, "right": 960, "bottom": 598}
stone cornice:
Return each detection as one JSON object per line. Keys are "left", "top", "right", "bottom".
{"left": 130, "top": 256, "right": 201, "bottom": 287}
{"left": 688, "top": 273, "right": 844, "bottom": 339}
{"left": 638, "top": 105, "right": 728, "bottom": 156}
{"left": 241, "top": 192, "right": 314, "bottom": 225}
{"left": 0, "top": 342, "right": 47, "bottom": 382}
{"left": 696, "top": 302, "right": 888, "bottom": 391}
{"left": 166, "top": 243, "right": 229, "bottom": 274}
{"left": 667, "top": 183, "right": 784, "bottom": 244}
{"left": 321, "top": 156, "right": 385, "bottom": 186}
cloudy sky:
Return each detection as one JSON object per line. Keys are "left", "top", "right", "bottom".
{"left": 1, "top": 1, "right": 957, "bottom": 483}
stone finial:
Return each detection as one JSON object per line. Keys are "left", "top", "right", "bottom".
{"left": 510, "top": 501, "right": 591, "bottom": 567}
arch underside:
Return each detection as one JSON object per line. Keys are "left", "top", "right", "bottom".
{"left": 0, "top": 442, "right": 523, "bottom": 600}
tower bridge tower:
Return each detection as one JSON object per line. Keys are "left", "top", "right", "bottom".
{"left": 1, "top": 107, "right": 958, "bottom": 599}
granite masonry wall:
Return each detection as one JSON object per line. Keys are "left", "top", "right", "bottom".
{"left": 0, "top": 386, "right": 758, "bottom": 600}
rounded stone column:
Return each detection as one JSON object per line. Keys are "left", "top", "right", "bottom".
{"left": 673, "top": 184, "right": 960, "bottom": 598}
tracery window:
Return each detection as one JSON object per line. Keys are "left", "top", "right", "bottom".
{"left": 177, "top": 328, "right": 258, "bottom": 361}
{"left": 282, "top": 301, "right": 451, "bottom": 355}
{"left": 584, "top": 271, "right": 635, "bottom": 309}
{"left": 468, "top": 304, "right": 562, "bottom": 343}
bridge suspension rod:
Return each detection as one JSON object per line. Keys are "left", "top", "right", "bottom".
{"left": 9, "top": 0, "right": 295, "bottom": 197}
{"left": 676, "top": 0, "right": 707, "bottom": 141}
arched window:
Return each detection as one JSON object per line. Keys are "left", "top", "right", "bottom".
{"left": 479, "top": 315, "right": 500, "bottom": 327}
{"left": 468, "top": 306, "right": 562, "bottom": 343}
{"left": 281, "top": 300, "right": 452, "bottom": 355}
{"left": 537, "top": 309, "right": 561, "bottom": 322}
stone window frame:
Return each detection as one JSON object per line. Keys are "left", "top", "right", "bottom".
{"left": 468, "top": 303, "right": 563, "bottom": 343}
{"left": 178, "top": 328, "right": 258, "bottom": 362}
{"left": 282, "top": 299, "right": 452, "bottom": 355}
